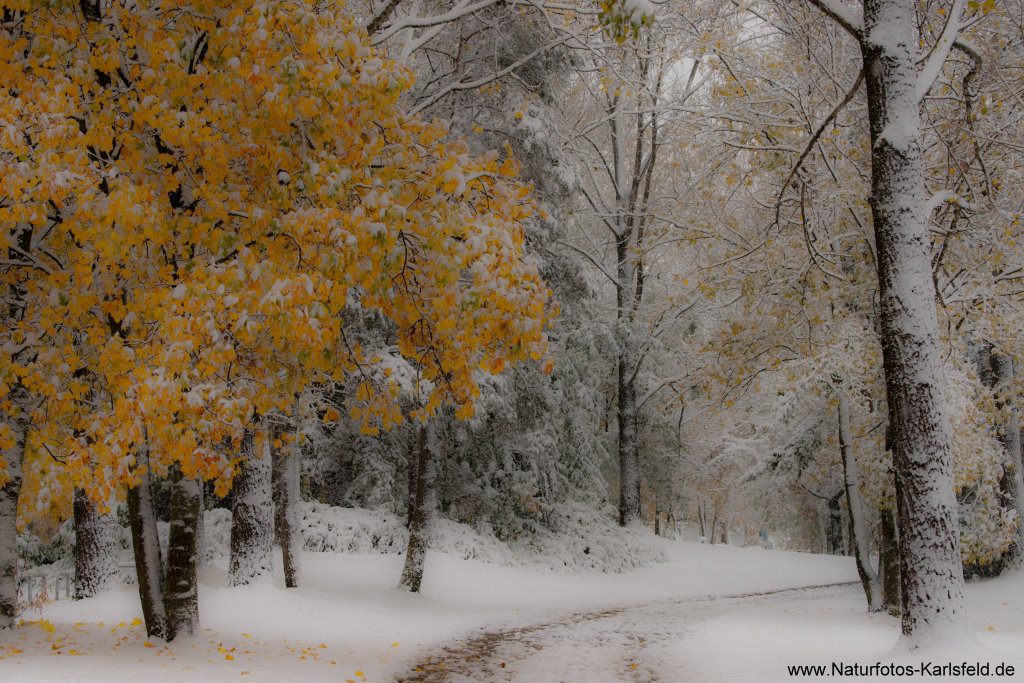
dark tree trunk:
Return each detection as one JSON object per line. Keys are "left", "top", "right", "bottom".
{"left": 0, "top": 415, "right": 27, "bottom": 629}
{"left": 73, "top": 488, "right": 118, "bottom": 599}
{"left": 164, "top": 465, "right": 201, "bottom": 639}
{"left": 196, "top": 478, "right": 205, "bottom": 566}
{"left": 271, "top": 423, "right": 301, "bottom": 588}
{"left": 406, "top": 426, "right": 417, "bottom": 529}
{"left": 229, "top": 428, "right": 274, "bottom": 586}
{"left": 614, "top": 305, "right": 638, "bottom": 528}
{"left": 399, "top": 425, "right": 434, "bottom": 593}
{"left": 879, "top": 508, "right": 901, "bottom": 614}
{"left": 861, "top": 0, "right": 967, "bottom": 641}
{"left": 127, "top": 438, "right": 168, "bottom": 640}
{"left": 826, "top": 492, "right": 844, "bottom": 556}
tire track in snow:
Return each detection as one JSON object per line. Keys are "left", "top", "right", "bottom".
{"left": 394, "top": 582, "right": 857, "bottom": 682}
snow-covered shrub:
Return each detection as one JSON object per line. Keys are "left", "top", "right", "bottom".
{"left": 196, "top": 501, "right": 667, "bottom": 573}
{"left": 297, "top": 502, "right": 408, "bottom": 555}
{"left": 17, "top": 517, "right": 74, "bottom": 570}
{"left": 506, "top": 502, "right": 667, "bottom": 573}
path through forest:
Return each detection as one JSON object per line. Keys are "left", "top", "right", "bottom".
{"left": 397, "top": 583, "right": 858, "bottom": 682}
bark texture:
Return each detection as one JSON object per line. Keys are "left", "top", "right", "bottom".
{"left": 825, "top": 491, "right": 845, "bottom": 556}
{"left": 127, "top": 439, "right": 168, "bottom": 640}
{"left": 271, "top": 423, "right": 301, "bottom": 588}
{"left": 400, "top": 425, "right": 434, "bottom": 593}
{"left": 616, "top": 238, "right": 641, "bottom": 526}
{"left": 879, "top": 508, "right": 901, "bottom": 613}
{"left": 229, "top": 428, "right": 274, "bottom": 586}
{"left": 861, "top": 0, "right": 967, "bottom": 642}
{"left": 73, "top": 488, "right": 119, "bottom": 600}
{"left": 164, "top": 466, "right": 201, "bottom": 639}
{"left": 0, "top": 415, "right": 27, "bottom": 629}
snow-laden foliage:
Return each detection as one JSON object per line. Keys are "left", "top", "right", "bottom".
{"left": 198, "top": 503, "right": 665, "bottom": 574}
{"left": 945, "top": 360, "right": 1019, "bottom": 565}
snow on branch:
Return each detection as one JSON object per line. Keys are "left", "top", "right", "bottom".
{"left": 924, "top": 189, "right": 974, "bottom": 216}
{"left": 775, "top": 69, "right": 864, "bottom": 228}
{"left": 370, "top": 0, "right": 502, "bottom": 45}
{"left": 409, "top": 34, "right": 572, "bottom": 116}
{"left": 803, "top": 0, "right": 864, "bottom": 39}
{"left": 915, "top": 0, "right": 966, "bottom": 104}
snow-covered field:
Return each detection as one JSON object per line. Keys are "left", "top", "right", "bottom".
{"left": 2, "top": 534, "right": 1023, "bottom": 681}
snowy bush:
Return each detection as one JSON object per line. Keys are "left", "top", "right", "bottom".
{"left": 505, "top": 503, "right": 667, "bottom": 573}
{"left": 297, "top": 503, "right": 409, "bottom": 555}
{"left": 197, "top": 501, "right": 665, "bottom": 573}
{"left": 16, "top": 517, "right": 75, "bottom": 570}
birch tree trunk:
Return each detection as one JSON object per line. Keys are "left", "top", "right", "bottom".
{"left": 229, "top": 428, "right": 274, "bottom": 586}
{"left": 400, "top": 425, "right": 434, "bottom": 593}
{"left": 861, "top": 0, "right": 967, "bottom": 642}
{"left": 272, "top": 423, "right": 301, "bottom": 588}
{"left": 164, "top": 465, "right": 201, "bottom": 639}
{"left": 0, "top": 414, "right": 28, "bottom": 629}
{"left": 837, "top": 386, "right": 882, "bottom": 611}
{"left": 73, "top": 488, "right": 119, "bottom": 600}
{"left": 127, "top": 437, "right": 168, "bottom": 640}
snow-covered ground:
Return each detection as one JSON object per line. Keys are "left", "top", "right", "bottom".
{"left": 2, "top": 535, "right": 1023, "bottom": 681}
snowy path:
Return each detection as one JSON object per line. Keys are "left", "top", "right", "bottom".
{"left": 396, "top": 582, "right": 858, "bottom": 682}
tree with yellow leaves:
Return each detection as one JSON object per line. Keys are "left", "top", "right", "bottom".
{"left": 1, "top": 0, "right": 550, "bottom": 639}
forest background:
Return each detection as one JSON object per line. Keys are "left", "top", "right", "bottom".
{"left": 1, "top": 0, "right": 1022, "bottom": 652}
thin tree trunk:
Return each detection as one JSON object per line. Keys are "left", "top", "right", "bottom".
{"left": 164, "top": 465, "right": 201, "bottom": 639}
{"left": 616, "top": 319, "right": 641, "bottom": 526}
{"left": 229, "top": 428, "right": 274, "bottom": 586}
{"left": 826, "top": 491, "right": 844, "bottom": 555}
{"left": 861, "top": 0, "right": 967, "bottom": 642}
{"left": 196, "top": 479, "right": 205, "bottom": 566}
{"left": 990, "top": 352, "right": 1024, "bottom": 567}
{"left": 272, "top": 423, "right": 301, "bottom": 588}
{"left": 0, "top": 415, "right": 28, "bottom": 629}
{"left": 127, "top": 436, "right": 168, "bottom": 640}
{"left": 73, "top": 488, "right": 119, "bottom": 599}
{"left": 406, "top": 426, "right": 417, "bottom": 529}
{"left": 399, "top": 425, "right": 433, "bottom": 593}
{"left": 837, "top": 386, "right": 882, "bottom": 611}
{"left": 879, "top": 508, "right": 901, "bottom": 614}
